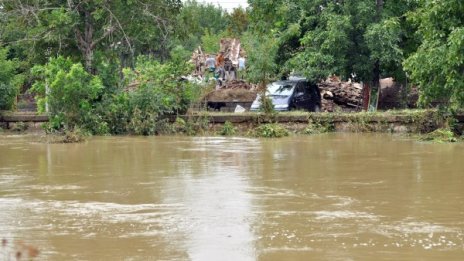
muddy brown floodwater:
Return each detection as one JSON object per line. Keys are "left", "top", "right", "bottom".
{"left": 0, "top": 133, "right": 463, "bottom": 260}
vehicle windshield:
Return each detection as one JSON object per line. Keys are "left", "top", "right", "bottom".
{"left": 266, "top": 82, "right": 295, "bottom": 96}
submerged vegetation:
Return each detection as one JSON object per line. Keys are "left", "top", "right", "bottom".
{"left": 252, "top": 123, "right": 289, "bottom": 138}
{"left": 303, "top": 119, "right": 334, "bottom": 135}
{"left": 420, "top": 128, "right": 458, "bottom": 143}
{"left": 220, "top": 121, "right": 237, "bottom": 136}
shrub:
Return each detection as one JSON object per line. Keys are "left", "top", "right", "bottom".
{"left": 12, "top": 122, "right": 28, "bottom": 132}
{"left": 96, "top": 93, "right": 131, "bottom": 135}
{"left": 303, "top": 120, "right": 334, "bottom": 135}
{"left": 116, "top": 56, "right": 201, "bottom": 135}
{"left": 30, "top": 55, "right": 201, "bottom": 136}
{"left": 31, "top": 57, "right": 103, "bottom": 131}
{"left": 253, "top": 123, "right": 289, "bottom": 138}
{"left": 0, "top": 46, "right": 22, "bottom": 110}
{"left": 220, "top": 121, "right": 237, "bottom": 136}
{"left": 420, "top": 128, "right": 457, "bottom": 143}
{"left": 128, "top": 107, "right": 157, "bottom": 135}
{"left": 170, "top": 114, "right": 210, "bottom": 136}
{"left": 0, "top": 82, "right": 19, "bottom": 110}
{"left": 46, "top": 128, "right": 87, "bottom": 143}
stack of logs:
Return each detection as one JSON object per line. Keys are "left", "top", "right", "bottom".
{"left": 318, "top": 79, "right": 363, "bottom": 112}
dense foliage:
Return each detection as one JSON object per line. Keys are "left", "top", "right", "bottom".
{"left": 31, "top": 56, "right": 104, "bottom": 131}
{"left": 0, "top": 46, "right": 22, "bottom": 110}
{"left": 28, "top": 53, "right": 198, "bottom": 135}
{"left": 404, "top": 0, "right": 464, "bottom": 109}
{"left": 0, "top": 0, "right": 463, "bottom": 132}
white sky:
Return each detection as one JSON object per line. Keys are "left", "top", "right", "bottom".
{"left": 195, "top": 0, "right": 249, "bottom": 11}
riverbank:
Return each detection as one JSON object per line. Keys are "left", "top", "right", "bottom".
{"left": 1, "top": 109, "right": 463, "bottom": 142}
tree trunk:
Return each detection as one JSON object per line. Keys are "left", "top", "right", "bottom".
{"left": 84, "top": 48, "right": 94, "bottom": 74}
{"left": 75, "top": 10, "right": 95, "bottom": 74}
{"left": 370, "top": 0, "right": 384, "bottom": 111}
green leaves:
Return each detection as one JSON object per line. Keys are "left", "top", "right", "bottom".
{"left": 31, "top": 56, "right": 104, "bottom": 130}
{"left": 174, "top": 0, "right": 228, "bottom": 51}
{"left": 404, "top": 0, "right": 464, "bottom": 109}
{"left": 291, "top": 10, "right": 352, "bottom": 81}
{"left": 243, "top": 33, "right": 279, "bottom": 87}
{"left": 365, "top": 17, "right": 403, "bottom": 67}
{"left": 0, "top": 46, "right": 21, "bottom": 110}
{"left": 113, "top": 56, "right": 200, "bottom": 135}
{"left": 248, "top": 0, "right": 419, "bottom": 86}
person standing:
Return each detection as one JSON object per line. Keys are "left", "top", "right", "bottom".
{"left": 205, "top": 55, "right": 216, "bottom": 81}
{"left": 216, "top": 51, "right": 225, "bottom": 79}
{"left": 238, "top": 56, "right": 246, "bottom": 79}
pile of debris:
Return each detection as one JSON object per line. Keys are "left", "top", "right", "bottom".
{"left": 191, "top": 47, "right": 208, "bottom": 76}
{"left": 190, "top": 38, "right": 245, "bottom": 80}
{"left": 318, "top": 78, "right": 363, "bottom": 112}
{"left": 203, "top": 80, "right": 257, "bottom": 103}
{"left": 219, "top": 38, "right": 242, "bottom": 67}
{"left": 318, "top": 77, "right": 419, "bottom": 112}
{"left": 378, "top": 78, "right": 418, "bottom": 109}
{"left": 221, "top": 80, "right": 255, "bottom": 90}
{"left": 203, "top": 88, "right": 257, "bottom": 103}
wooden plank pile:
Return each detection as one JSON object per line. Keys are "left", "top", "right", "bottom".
{"left": 318, "top": 79, "right": 363, "bottom": 112}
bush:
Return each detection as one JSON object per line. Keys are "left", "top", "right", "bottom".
{"left": 46, "top": 128, "right": 87, "bottom": 143}
{"left": 170, "top": 115, "right": 210, "bottom": 136}
{"left": 116, "top": 56, "right": 200, "bottom": 135}
{"left": 420, "top": 128, "right": 457, "bottom": 143}
{"left": 0, "top": 83, "right": 18, "bottom": 110}
{"left": 0, "top": 46, "right": 22, "bottom": 110}
{"left": 96, "top": 93, "right": 131, "bottom": 135}
{"left": 303, "top": 120, "right": 334, "bottom": 135}
{"left": 220, "top": 121, "right": 237, "bottom": 136}
{"left": 31, "top": 55, "right": 201, "bottom": 136}
{"left": 128, "top": 107, "right": 158, "bottom": 135}
{"left": 253, "top": 123, "right": 289, "bottom": 138}
{"left": 31, "top": 57, "right": 103, "bottom": 131}
{"left": 12, "top": 122, "right": 28, "bottom": 132}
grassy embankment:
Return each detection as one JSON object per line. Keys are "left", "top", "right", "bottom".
{"left": 172, "top": 109, "right": 463, "bottom": 140}
{"left": 1, "top": 109, "right": 462, "bottom": 142}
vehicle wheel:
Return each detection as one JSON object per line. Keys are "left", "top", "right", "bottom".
{"left": 314, "top": 104, "right": 321, "bottom": 112}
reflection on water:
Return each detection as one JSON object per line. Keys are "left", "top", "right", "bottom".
{"left": 0, "top": 134, "right": 463, "bottom": 260}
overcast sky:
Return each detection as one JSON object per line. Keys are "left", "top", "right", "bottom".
{"left": 194, "top": 0, "right": 249, "bottom": 11}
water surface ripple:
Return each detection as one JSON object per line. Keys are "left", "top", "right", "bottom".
{"left": 0, "top": 134, "right": 463, "bottom": 260}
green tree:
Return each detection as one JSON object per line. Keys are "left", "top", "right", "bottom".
{"left": 244, "top": 34, "right": 278, "bottom": 88}
{"left": 1, "top": 0, "right": 181, "bottom": 73}
{"left": 31, "top": 56, "right": 104, "bottom": 131}
{"left": 200, "top": 29, "right": 225, "bottom": 53}
{"left": 243, "top": 33, "right": 279, "bottom": 113}
{"left": 225, "top": 7, "right": 249, "bottom": 37}
{"left": 0, "top": 46, "right": 22, "bottom": 110}
{"left": 174, "top": 0, "right": 228, "bottom": 51}
{"left": 248, "top": 0, "right": 418, "bottom": 98}
{"left": 116, "top": 55, "right": 199, "bottom": 135}
{"left": 404, "top": 0, "right": 464, "bottom": 109}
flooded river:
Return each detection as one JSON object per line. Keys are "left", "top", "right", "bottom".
{"left": 1, "top": 133, "right": 463, "bottom": 260}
